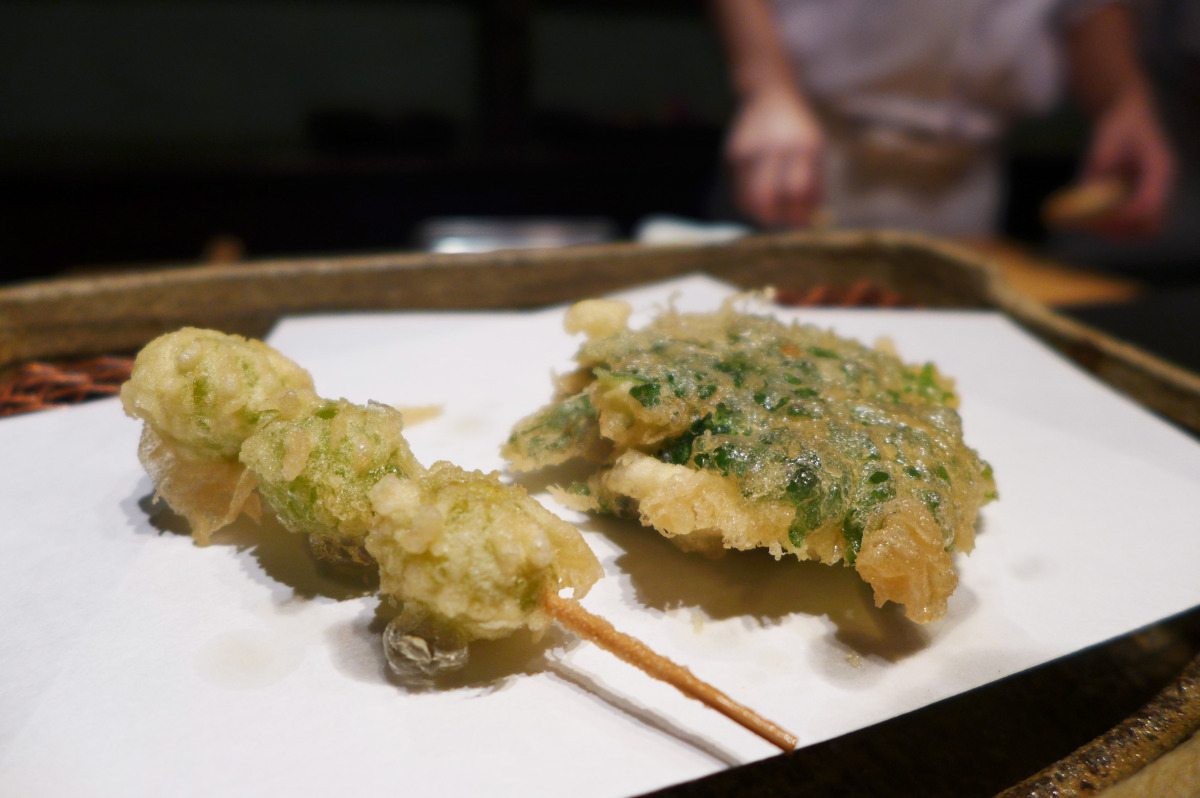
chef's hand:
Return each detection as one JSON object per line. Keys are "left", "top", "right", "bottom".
{"left": 1064, "top": 4, "right": 1176, "bottom": 239}
{"left": 1081, "top": 86, "right": 1175, "bottom": 239}
{"left": 726, "top": 86, "right": 825, "bottom": 229}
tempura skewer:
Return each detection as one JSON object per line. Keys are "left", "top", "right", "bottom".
{"left": 123, "top": 327, "right": 799, "bottom": 753}
{"left": 365, "top": 462, "right": 797, "bottom": 751}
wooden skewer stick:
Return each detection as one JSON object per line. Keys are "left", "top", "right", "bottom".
{"left": 542, "top": 592, "right": 799, "bottom": 753}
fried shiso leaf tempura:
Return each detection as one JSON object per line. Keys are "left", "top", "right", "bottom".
{"left": 504, "top": 299, "right": 997, "bottom": 623}
{"left": 121, "top": 328, "right": 601, "bottom": 641}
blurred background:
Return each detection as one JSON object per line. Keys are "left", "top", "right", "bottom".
{"left": 1, "top": 0, "right": 1197, "bottom": 292}
{"left": 2, "top": 0, "right": 731, "bottom": 280}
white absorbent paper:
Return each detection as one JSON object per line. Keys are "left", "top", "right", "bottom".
{"left": 2, "top": 274, "right": 1199, "bottom": 797}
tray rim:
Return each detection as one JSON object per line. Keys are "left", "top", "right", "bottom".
{"left": 3, "top": 228, "right": 1198, "bottom": 435}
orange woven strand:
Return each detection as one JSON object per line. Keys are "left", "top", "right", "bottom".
{"left": 0, "top": 357, "right": 133, "bottom": 418}
{"left": 774, "top": 281, "right": 908, "bottom": 308}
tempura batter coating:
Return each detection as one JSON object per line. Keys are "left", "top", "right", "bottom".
{"left": 367, "top": 462, "right": 603, "bottom": 640}
{"left": 239, "top": 399, "right": 425, "bottom": 565}
{"left": 124, "top": 327, "right": 605, "bottom": 642}
{"left": 121, "top": 327, "right": 319, "bottom": 542}
{"left": 504, "top": 299, "right": 996, "bottom": 623}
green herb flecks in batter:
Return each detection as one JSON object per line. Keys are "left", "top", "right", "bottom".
{"left": 504, "top": 297, "right": 996, "bottom": 624}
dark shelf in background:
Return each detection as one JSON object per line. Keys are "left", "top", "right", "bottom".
{"left": 0, "top": 129, "right": 724, "bottom": 283}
